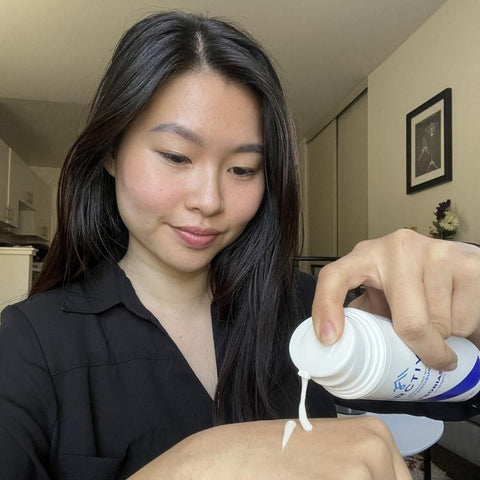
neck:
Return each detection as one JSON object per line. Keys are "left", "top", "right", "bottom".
{"left": 119, "top": 246, "right": 212, "bottom": 309}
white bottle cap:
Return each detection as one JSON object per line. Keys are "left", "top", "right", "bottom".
{"left": 289, "top": 318, "right": 362, "bottom": 385}
{"left": 289, "top": 310, "right": 386, "bottom": 398}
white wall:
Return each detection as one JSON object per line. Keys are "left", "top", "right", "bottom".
{"left": 368, "top": 0, "right": 480, "bottom": 242}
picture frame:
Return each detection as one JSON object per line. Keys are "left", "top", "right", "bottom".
{"left": 406, "top": 88, "right": 452, "bottom": 194}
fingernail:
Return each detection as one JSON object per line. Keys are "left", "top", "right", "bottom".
{"left": 444, "top": 361, "right": 458, "bottom": 371}
{"left": 319, "top": 321, "right": 337, "bottom": 345}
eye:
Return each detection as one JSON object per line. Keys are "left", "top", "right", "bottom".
{"left": 229, "top": 166, "right": 256, "bottom": 177}
{"left": 159, "top": 152, "right": 190, "bottom": 165}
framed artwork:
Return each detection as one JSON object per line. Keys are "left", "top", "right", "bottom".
{"left": 406, "top": 88, "right": 452, "bottom": 194}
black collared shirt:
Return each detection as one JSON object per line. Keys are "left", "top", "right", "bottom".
{"left": 0, "top": 260, "right": 478, "bottom": 480}
{"left": 0, "top": 260, "right": 337, "bottom": 479}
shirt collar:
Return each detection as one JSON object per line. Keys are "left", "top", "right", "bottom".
{"left": 62, "top": 259, "right": 154, "bottom": 321}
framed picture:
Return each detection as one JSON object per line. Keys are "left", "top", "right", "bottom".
{"left": 406, "top": 88, "right": 452, "bottom": 194}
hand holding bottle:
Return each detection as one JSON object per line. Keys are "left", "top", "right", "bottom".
{"left": 312, "top": 229, "right": 480, "bottom": 371}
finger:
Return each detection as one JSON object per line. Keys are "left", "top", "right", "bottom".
{"left": 449, "top": 243, "right": 480, "bottom": 345}
{"left": 423, "top": 263, "right": 453, "bottom": 340}
{"left": 313, "top": 255, "right": 373, "bottom": 344}
{"left": 451, "top": 281, "right": 480, "bottom": 338}
{"left": 387, "top": 266, "right": 457, "bottom": 371}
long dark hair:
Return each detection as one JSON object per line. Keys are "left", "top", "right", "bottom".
{"left": 31, "top": 11, "right": 302, "bottom": 423}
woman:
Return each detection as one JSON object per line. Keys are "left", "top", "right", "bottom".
{"left": 1, "top": 11, "right": 479, "bottom": 480}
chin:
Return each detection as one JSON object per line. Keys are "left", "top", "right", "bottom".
{"left": 174, "top": 263, "right": 211, "bottom": 275}
{"left": 164, "top": 254, "right": 213, "bottom": 274}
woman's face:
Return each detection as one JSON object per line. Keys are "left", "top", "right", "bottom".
{"left": 107, "top": 70, "right": 265, "bottom": 275}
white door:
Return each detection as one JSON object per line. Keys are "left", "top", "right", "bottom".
{"left": 305, "top": 120, "right": 337, "bottom": 257}
{"left": 337, "top": 92, "right": 368, "bottom": 256}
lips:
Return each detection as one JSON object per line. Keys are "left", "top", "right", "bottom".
{"left": 171, "top": 226, "right": 221, "bottom": 248}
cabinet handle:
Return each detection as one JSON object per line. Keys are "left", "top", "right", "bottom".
{"left": 41, "top": 226, "right": 48, "bottom": 238}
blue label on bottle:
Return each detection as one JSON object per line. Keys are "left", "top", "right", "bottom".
{"left": 392, "top": 355, "right": 424, "bottom": 399}
{"left": 427, "top": 357, "right": 480, "bottom": 401}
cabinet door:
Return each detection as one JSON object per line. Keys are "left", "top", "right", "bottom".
{"left": 9, "top": 150, "right": 38, "bottom": 229}
{"left": 0, "top": 249, "right": 35, "bottom": 315}
{"left": 0, "top": 140, "right": 10, "bottom": 224}
{"left": 15, "top": 174, "right": 52, "bottom": 241}
{"left": 33, "top": 175, "right": 51, "bottom": 240}
{"left": 10, "top": 150, "right": 36, "bottom": 211}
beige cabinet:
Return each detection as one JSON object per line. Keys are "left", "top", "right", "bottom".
{"left": 34, "top": 175, "right": 51, "bottom": 239}
{"left": 10, "top": 150, "right": 36, "bottom": 210}
{"left": 0, "top": 139, "right": 52, "bottom": 241}
{"left": 8, "top": 150, "right": 37, "bottom": 231}
{"left": 16, "top": 174, "right": 51, "bottom": 240}
{"left": 0, "top": 247, "right": 36, "bottom": 316}
{"left": 0, "top": 142, "right": 29, "bottom": 227}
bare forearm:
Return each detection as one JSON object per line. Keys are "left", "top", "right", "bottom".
{"left": 127, "top": 425, "right": 234, "bottom": 480}
{"left": 128, "top": 418, "right": 411, "bottom": 480}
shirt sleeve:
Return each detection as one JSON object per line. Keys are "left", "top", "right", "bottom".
{"left": 0, "top": 304, "right": 57, "bottom": 479}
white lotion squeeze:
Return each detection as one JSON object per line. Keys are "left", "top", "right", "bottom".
{"left": 289, "top": 307, "right": 480, "bottom": 402}
{"left": 298, "top": 371, "right": 313, "bottom": 431}
{"left": 281, "top": 371, "right": 313, "bottom": 451}
{"left": 281, "top": 420, "right": 297, "bottom": 451}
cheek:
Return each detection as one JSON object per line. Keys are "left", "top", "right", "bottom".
{"left": 115, "top": 162, "right": 179, "bottom": 217}
{"left": 230, "top": 183, "right": 265, "bottom": 226}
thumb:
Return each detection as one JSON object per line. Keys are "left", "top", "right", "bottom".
{"left": 312, "top": 265, "right": 350, "bottom": 344}
{"left": 313, "top": 300, "right": 345, "bottom": 345}
{"left": 312, "top": 255, "right": 373, "bottom": 345}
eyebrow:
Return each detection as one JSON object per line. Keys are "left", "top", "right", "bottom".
{"left": 149, "top": 122, "right": 264, "bottom": 155}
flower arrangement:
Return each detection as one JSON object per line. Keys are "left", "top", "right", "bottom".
{"left": 429, "top": 199, "right": 459, "bottom": 239}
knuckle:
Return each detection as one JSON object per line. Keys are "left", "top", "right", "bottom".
{"left": 427, "top": 241, "right": 451, "bottom": 264}
{"left": 352, "top": 239, "right": 371, "bottom": 253}
{"left": 316, "top": 261, "right": 349, "bottom": 290}
{"left": 317, "top": 261, "right": 337, "bottom": 279}
{"left": 385, "top": 229, "right": 422, "bottom": 263}
{"left": 390, "top": 228, "right": 418, "bottom": 246}
{"left": 394, "top": 315, "right": 428, "bottom": 341}
{"left": 462, "top": 252, "right": 480, "bottom": 277}
{"left": 431, "top": 319, "right": 451, "bottom": 339}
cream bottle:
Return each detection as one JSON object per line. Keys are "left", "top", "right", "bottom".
{"left": 289, "top": 307, "right": 480, "bottom": 402}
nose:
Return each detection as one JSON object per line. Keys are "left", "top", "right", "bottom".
{"left": 185, "top": 165, "right": 224, "bottom": 216}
